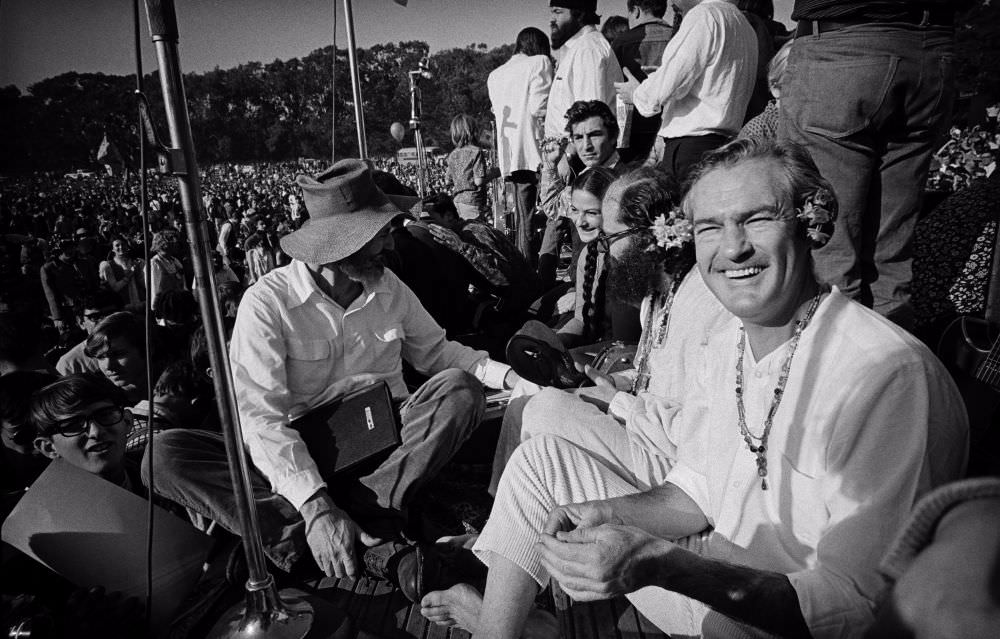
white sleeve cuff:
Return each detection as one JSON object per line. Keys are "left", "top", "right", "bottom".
{"left": 476, "top": 359, "right": 512, "bottom": 390}
{"left": 608, "top": 391, "right": 639, "bottom": 422}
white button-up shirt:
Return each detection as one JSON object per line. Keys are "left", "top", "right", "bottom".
{"left": 488, "top": 53, "right": 553, "bottom": 176}
{"left": 230, "top": 261, "right": 510, "bottom": 509}
{"left": 544, "top": 25, "right": 623, "bottom": 139}
{"left": 657, "top": 289, "right": 968, "bottom": 638}
{"left": 632, "top": 0, "right": 757, "bottom": 139}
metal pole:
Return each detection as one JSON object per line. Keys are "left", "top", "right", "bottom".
{"left": 343, "top": 0, "right": 367, "bottom": 159}
{"left": 141, "top": 2, "right": 312, "bottom": 637}
{"left": 331, "top": 0, "right": 337, "bottom": 163}
{"left": 408, "top": 69, "right": 427, "bottom": 197}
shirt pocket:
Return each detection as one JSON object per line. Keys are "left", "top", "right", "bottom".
{"left": 369, "top": 325, "right": 405, "bottom": 371}
{"left": 776, "top": 453, "right": 825, "bottom": 550}
{"left": 285, "top": 339, "right": 332, "bottom": 396}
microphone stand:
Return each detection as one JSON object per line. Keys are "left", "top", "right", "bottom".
{"left": 408, "top": 59, "right": 431, "bottom": 198}
{"left": 141, "top": 2, "right": 313, "bottom": 637}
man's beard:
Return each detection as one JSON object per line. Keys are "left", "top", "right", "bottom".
{"left": 339, "top": 252, "right": 386, "bottom": 286}
{"left": 606, "top": 240, "right": 664, "bottom": 308}
{"left": 551, "top": 19, "right": 579, "bottom": 50}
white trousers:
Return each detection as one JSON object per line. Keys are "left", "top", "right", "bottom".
{"left": 475, "top": 388, "right": 708, "bottom": 636}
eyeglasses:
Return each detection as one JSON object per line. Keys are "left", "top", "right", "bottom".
{"left": 48, "top": 406, "right": 125, "bottom": 438}
{"left": 596, "top": 227, "right": 641, "bottom": 254}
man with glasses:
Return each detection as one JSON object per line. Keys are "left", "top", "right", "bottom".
{"left": 55, "top": 290, "right": 123, "bottom": 376}
{"left": 30, "top": 374, "right": 136, "bottom": 489}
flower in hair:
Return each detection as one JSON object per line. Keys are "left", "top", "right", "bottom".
{"left": 651, "top": 208, "right": 693, "bottom": 252}
{"left": 796, "top": 188, "right": 836, "bottom": 248}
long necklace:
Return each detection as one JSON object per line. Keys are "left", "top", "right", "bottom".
{"left": 735, "top": 292, "right": 823, "bottom": 490}
{"left": 631, "top": 278, "right": 679, "bottom": 394}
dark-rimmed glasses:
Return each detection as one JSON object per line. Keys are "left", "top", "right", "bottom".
{"left": 48, "top": 406, "right": 125, "bottom": 438}
{"left": 597, "top": 227, "right": 641, "bottom": 254}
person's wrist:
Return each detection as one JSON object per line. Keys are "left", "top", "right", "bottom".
{"left": 300, "top": 489, "right": 337, "bottom": 522}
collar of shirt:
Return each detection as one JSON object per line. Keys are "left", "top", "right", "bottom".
{"left": 286, "top": 260, "right": 391, "bottom": 312}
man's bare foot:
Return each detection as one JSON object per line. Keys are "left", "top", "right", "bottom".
{"left": 420, "top": 583, "right": 482, "bottom": 633}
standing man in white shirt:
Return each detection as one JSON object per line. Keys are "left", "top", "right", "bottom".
{"left": 614, "top": 0, "right": 757, "bottom": 183}
{"left": 544, "top": 0, "right": 624, "bottom": 140}
{"left": 488, "top": 27, "right": 554, "bottom": 261}
{"left": 146, "top": 160, "right": 518, "bottom": 602}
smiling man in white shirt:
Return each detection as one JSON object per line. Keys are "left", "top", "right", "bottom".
{"left": 147, "top": 160, "right": 517, "bottom": 602}
{"left": 420, "top": 139, "right": 968, "bottom": 639}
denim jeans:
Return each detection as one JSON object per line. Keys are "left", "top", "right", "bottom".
{"left": 142, "top": 369, "right": 486, "bottom": 572}
{"left": 779, "top": 23, "right": 956, "bottom": 327}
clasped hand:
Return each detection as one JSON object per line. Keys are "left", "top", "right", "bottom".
{"left": 537, "top": 500, "right": 668, "bottom": 602}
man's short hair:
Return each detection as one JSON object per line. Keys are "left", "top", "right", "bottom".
{"left": 627, "top": 0, "right": 668, "bottom": 18}
{"left": 30, "top": 373, "right": 128, "bottom": 438}
{"left": 681, "top": 138, "right": 839, "bottom": 234}
{"left": 80, "top": 289, "right": 123, "bottom": 314}
{"left": 84, "top": 311, "right": 148, "bottom": 359}
{"left": 564, "top": 100, "right": 620, "bottom": 142}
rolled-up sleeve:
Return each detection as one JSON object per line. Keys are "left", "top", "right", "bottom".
{"left": 231, "top": 288, "right": 326, "bottom": 510}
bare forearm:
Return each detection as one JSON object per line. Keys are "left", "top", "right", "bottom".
{"left": 649, "top": 547, "right": 812, "bottom": 638}
{"left": 609, "top": 482, "right": 709, "bottom": 540}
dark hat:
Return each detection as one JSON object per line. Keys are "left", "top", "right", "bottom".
{"left": 550, "top": 0, "right": 597, "bottom": 11}
{"left": 281, "top": 159, "right": 418, "bottom": 264}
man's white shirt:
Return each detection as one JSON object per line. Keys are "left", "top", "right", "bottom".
{"left": 544, "top": 25, "right": 623, "bottom": 139}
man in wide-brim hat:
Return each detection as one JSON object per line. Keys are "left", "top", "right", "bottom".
{"left": 147, "top": 159, "right": 519, "bottom": 600}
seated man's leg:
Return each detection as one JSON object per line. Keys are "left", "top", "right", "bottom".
{"left": 489, "top": 387, "right": 672, "bottom": 496}
{"left": 142, "top": 429, "right": 307, "bottom": 573}
{"left": 350, "top": 369, "right": 486, "bottom": 525}
{"left": 481, "top": 434, "right": 706, "bottom": 637}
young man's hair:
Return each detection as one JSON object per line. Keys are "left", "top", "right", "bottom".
{"left": 627, "top": 0, "right": 668, "bottom": 18}
{"left": 152, "top": 289, "right": 198, "bottom": 326}
{"left": 79, "top": 289, "right": 124, "bottom": 315}
{"left": 564, "top": 99, "right": 620, "bottom": 142}
{"left": 514, "top": 27, "right": 552, "bottom": 58}
{"left": 30, "top": 373, "right": 128, "bottom": 438}
{"left": 84, "top": 311, "right": 150, "bottom": 359}
{"left": 449, "top": 114, "right": 481, "bottom": 148}
{"left": 0, "top": 370, "right": 59, "bottom": 446}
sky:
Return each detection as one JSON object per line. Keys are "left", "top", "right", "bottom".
{"left": 0, "top": 0, "right": 794, "bottom": 91}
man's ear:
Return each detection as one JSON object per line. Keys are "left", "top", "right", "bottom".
{"left": 123, "top": 408, "right": 134, "bottom": 434}
{"left": 34, "top": 437, "right": 59, "bottom": 460}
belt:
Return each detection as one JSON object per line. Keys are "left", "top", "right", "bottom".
{"left": 795, "top": 8, "right": 954, "bottom": 37}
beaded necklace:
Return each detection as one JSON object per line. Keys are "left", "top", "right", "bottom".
{"left": 630, "top": 278, "right": 680, "bottom": 394}
{"left": 735, "top": 292, "right": 823, "bottom": 490}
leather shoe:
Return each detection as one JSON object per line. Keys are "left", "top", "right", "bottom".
{"left": 362, "top": 542, "right": 429, "bottom": 602}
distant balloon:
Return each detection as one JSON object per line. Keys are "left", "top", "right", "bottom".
{"left": 390, "top": 122, "right": 406, "bottom": 143}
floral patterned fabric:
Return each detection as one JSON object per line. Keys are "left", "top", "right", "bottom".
{"left": 911, "top": 174, "right": 1000, "bottom": 329}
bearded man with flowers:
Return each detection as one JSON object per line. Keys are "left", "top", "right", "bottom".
{"left": 421, "top": 139, "right": 969, "bottom": 639}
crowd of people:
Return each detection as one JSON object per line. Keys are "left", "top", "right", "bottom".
{"left": 2, "top": 1, "right": 999, "bottom": 639}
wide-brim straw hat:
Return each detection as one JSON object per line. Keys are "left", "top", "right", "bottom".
{"left": 280, "top": 159, "right": 418, "bottom": 264}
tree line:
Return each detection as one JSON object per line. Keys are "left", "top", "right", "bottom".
{"left": 1, "top": 0, "right": 997, "bottom": 175}
{"left": 0, "top": 40, "right": 512, "bottom": 174}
